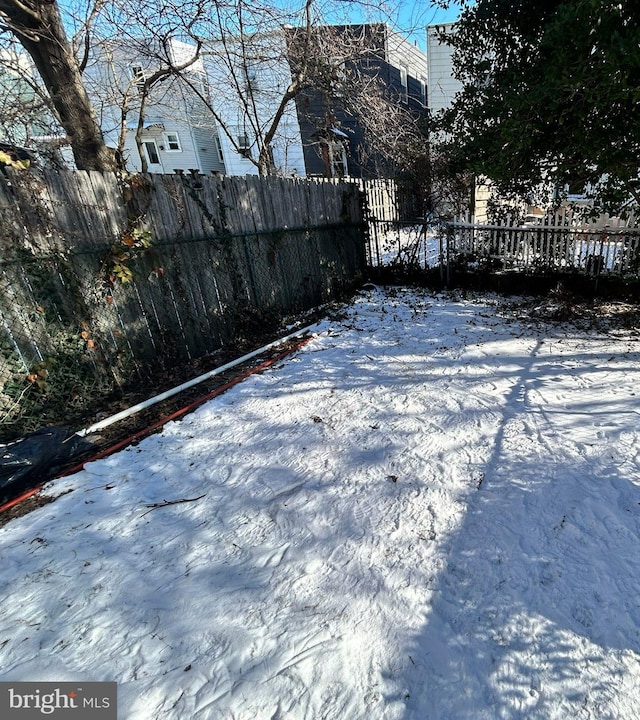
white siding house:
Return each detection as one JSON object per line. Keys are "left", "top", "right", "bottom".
{"left": 202, "top": 33, "right": 307, "bottom": 177}
{"left": 83, "top": 39, "right": 225, "bottom": 175}
{"left": 79, "top": 35, "right": 306, "bottom": 177}
{"left": 426, "top": 23, "right": 461, "bottom": 114}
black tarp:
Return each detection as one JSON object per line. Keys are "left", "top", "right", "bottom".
{"left": 0, "top": 427, "right": 94, "bottom": 505}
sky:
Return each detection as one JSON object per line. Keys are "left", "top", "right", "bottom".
{"left": 56, "top": 0, "right": 464, "bottom": 52}
{"left": 324, "top": 1, "right": 464, "bottom": 50}
{"left": 385, "top": 0, "right": 464, "bottom": 47}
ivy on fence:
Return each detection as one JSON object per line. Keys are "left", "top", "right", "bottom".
{"left": 0, "top": 170, "right": 366, "bottom": 441}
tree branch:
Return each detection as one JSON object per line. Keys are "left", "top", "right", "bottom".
{"left": 140, "top": 494, "right": 207, "bottom": 518}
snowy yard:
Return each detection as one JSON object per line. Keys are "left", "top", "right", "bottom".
{"left": 2, "top": 287, "right": 640, "bottom": 719}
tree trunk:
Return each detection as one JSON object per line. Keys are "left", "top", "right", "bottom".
{"left": 0, "top": 0, "right": 117, "bottom": 171}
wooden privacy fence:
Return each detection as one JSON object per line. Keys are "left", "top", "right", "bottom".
{"left": 324, "top": 178, "right": 430, "bottom": 268}
{"left": 446, "top": 211, "right": 640, "bottom": 278}
{"left": 316, "top": 178, "right": 401, "bottom": 266}
{"left": 0, "top": 169, "right": 365, "bottom": 439}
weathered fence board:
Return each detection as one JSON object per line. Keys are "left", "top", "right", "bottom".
{"left": 0, "top": 169, "right": 366, "bottom": 439}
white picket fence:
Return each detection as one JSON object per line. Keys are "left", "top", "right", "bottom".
{"left": 447, "top": 210, "right": 640, "bottom": 276}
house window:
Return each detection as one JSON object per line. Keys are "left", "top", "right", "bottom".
{"left": 330, "top": 58, "right": 347, "bottom": 97}
{"left": 143, "top": 140, "right": 160, "bottom": 165}
{"left": 567, "top": 180, "right": 585, "bottom": 196}
{"left": 237, "top": 134, "right": 252, "bottom": 159}
{"left": 399, "top": 66, "right": 408, "bottom": 104}
{"left": 332, "top": 144, "right": 348, "bottom": 178}
{"left": 214, "top": 136, "right": 224, "bottom": 162}
{"left": 420, "top": 78, "right": 427, "bottom": 107}
{"left": 130, "top": 65, "right": 147, "bottom": 94}
{"left": 320, "top": 140, "right": 348, "bottom": 179}
{"left": 244, "top": 64, "right": 259, "bottom": 92}
{"left": 198, "top": 74, "right": 211, "bottom": 100}
{"left": 163, "top": 132, "right": 181, "bottom": 152}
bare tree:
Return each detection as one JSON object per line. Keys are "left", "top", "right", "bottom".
{"left": 0, "top": 0, "right": 117, "bottom": 170}
{"left": 82, "top": 36, "right": 206, "bottom": 172}
{"left": 77, "top": 0, "right": 214, "bottom": 171}
{"left": 130, "top": 0, "right": 402, "bottom": 176}
{"left": 167, "top": 0, "right": 335, "bottom": 176}
{"left": 0, "top": 0, "right": 410, "bottom": 177}
{"left": 0, "top": 40, "right": 56, "bottom": 147}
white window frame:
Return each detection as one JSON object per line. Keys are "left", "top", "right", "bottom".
{"left": 163, "top": 131, "right": 182, "bottom": 152}
{"left": 399, "top": 66, "right": 408, "bottom": 104}
{"left": 143, "top": 140, "right": 161, "bottom": 166}
{"left": 214, "top": 136, "right": 224, "bottom": 162}
{"left": 244, "top": 63, "right": 260, "bottom": 92}
{"left": 130, "top": 64, "right": 145, "bottom": 81}
{"left": 237, "top": 133, "right": 252, "bottom": 160}
{"left": 130, "top": 64, "right": 147, "bottom": 94}
{"left": 333, "top": 144, "right": 348, "bottom": 178}
{"left": 329, "top": 57, "right": 347, "bottom": 97}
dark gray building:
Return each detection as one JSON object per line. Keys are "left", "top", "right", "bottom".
{"left": 286, "top": 24, "right": 429, "bottom": 179}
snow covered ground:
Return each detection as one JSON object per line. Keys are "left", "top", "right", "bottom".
{"left": 2, "top": 287, "right": 640, "bottom": 719}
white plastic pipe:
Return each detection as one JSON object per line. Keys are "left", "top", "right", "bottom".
{"left": 77, "top": 324, "right": 317, "bottom": 437}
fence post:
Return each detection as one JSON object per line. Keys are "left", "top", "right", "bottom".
{"left": 446, "top": 224, "right": 452, "bottom": 287}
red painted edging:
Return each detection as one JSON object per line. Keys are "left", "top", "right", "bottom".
{"left": 0, "top": 486, "right": 45, "bottom": 515}
{"left": 0, "top": 336, "right": 313, "bottom": 516}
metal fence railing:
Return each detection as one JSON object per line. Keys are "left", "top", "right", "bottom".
{"left": 364, "top": 214, "right": 640, "bottom": 282}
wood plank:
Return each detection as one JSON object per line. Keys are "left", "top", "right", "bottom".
{"left": 0, "top": 169, "right": 369, "bottom": 416}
